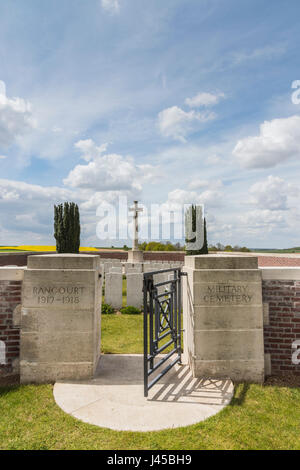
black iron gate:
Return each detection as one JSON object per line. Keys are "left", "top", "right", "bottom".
{"left": 143, "top": 267, "right": 184, "bottom": 397}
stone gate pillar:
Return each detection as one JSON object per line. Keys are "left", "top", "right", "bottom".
{"left": 20, "top": 254, "right": 103, "bottom": 383}
{"left": 183, "top": 255, "right": 264, "bottom": 383}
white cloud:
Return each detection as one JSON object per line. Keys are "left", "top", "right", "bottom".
{"left": 0, "top": 178, "right": 76, "bottom": 243}
{"left": 158, "top": 106, "right": 215, "bottom": 142}
{"left": 188, "top": 179, "right": 223, "bottom": 191}
{"left": 166, "top": 187, "right": 222, "bottom": 209}
{"left": 64, "top": 139, "right": 158, "bottom": 193}
{"left": 205, "top": 154, "right": 222, "bottom": 165}
{"left": 232, "top": 45, "right": 286, "bottom": 65}
{"left": 185, "top": 92, "right": 225, "bottom": 108}
{"left": 79, "top": 190, "right": 129, "bottom": 211}
{"left": 0, "top": 178, "right": 73, "bottom": 203}
{"left": 0, "top": 177, "right": 130, "bottom": 244}
{"left": 65, "top": 155, "right": 142, "bottom": 192}
{"left": 239, "top": 209, "right": 285, "bottom": 232}
{"left": 0, "top": 138, "right": 162, "bottom": 244}
{"left": 249, "top": 175, "right": 298, "bottom": 211}
{"left": 101, "top": 0, "right": 120, "bottom": 14}
{"left": 233, "top": 115, "right": 300, "bottom": 168}
{"left": 74, "top": 139, "right": 109, "bottom": 161}
{"left": 147, "top": 187, "right": 225, "bottom": 243}
{"left": 0, "top": 80, "right": 36, "bottom": 147}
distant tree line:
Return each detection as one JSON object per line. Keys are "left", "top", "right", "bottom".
{"left": 208, "top": 243, "right": 251, "bottom": 252}
{"left": 138, "top": 241, "right": 184, "bottom": 251}
{"left": 127, "top": 240, "right": 251, "bottom": 253}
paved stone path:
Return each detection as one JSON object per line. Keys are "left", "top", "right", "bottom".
{"left": 54, "top": 354, "right": 234, "bottom": 432}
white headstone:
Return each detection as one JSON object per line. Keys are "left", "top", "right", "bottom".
{"left": 125, "top": 262, "right": 143, "bottom": 273}
{"left": 104, "top": 262, "right": 113, "bottom": 273}
{"left": 111, "top": 260, "right": 122, "bottom": 268}
{"left": 126, "top": 273, "right": 143, "bottom": 309}
{"left": 143, "top": 264, "right": 155, "bottom": 273}
{"left": 105, "top": 272, "right": 122, "bottom": 309}
{"left": 126, "top": 268, "right": 139, "bottom": 274}
{"left": 110, "top": 267, "right": 122, "bottom": 273}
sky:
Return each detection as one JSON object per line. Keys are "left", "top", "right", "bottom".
{"left": 0, "top": 0, "right": 300, "bottom": 248}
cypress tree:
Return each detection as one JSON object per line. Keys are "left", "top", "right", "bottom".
{"left": 54, "top": 203, "right": 64, "bottom": 252}
{"left": 54, "top": 202, "right": 81, "bottom": 253}
{"left": 63, "top": 202, "right": 70, "bottom": 252}
{"left": 199, "top": 217, "right": 208, "bottom": 255}
{"left": 185, "top": 205, "right": 208, "bottom": 255}
{"left": 74, "top": 203, "right": 80, "bottom": 253}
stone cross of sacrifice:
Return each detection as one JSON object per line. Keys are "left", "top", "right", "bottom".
{"left": 129, "top": 201, "right": 143, "bottom": 250}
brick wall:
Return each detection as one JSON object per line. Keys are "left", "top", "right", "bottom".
{"left": 0, "top": 274, "right": 22, "bottom": 377}
{"left": 262, "top": 278, "right": 300, "bottom": 376}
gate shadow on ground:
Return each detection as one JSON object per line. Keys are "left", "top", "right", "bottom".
{"left": 148, "top": 365, "right": 233, "bottom": 406}
{"left": 60, "top": 354, "right": 234, "bottom": 407}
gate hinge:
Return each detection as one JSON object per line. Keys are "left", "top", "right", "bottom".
{"left": 180, "top": 271, "right": 188, "bottom": 277}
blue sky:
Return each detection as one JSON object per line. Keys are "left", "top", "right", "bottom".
{"left": 0, "top": 0, "right": 300, "bottom": 247}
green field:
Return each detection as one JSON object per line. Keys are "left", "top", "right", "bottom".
{"left": 250, "top": 248, "right": 300, "bottom": 253}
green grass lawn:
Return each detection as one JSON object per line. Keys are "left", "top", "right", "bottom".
{"left": 0, "top": 381, "right": 299, "bottom": 450}
{"left": 101, "top": 313, "right": 182, "bottom": 354}
{"left": 1, "top": 313, "right": 300, "bottom": 450}
{"left": 101, "top": 314, "right": 143, "bottom": 353}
